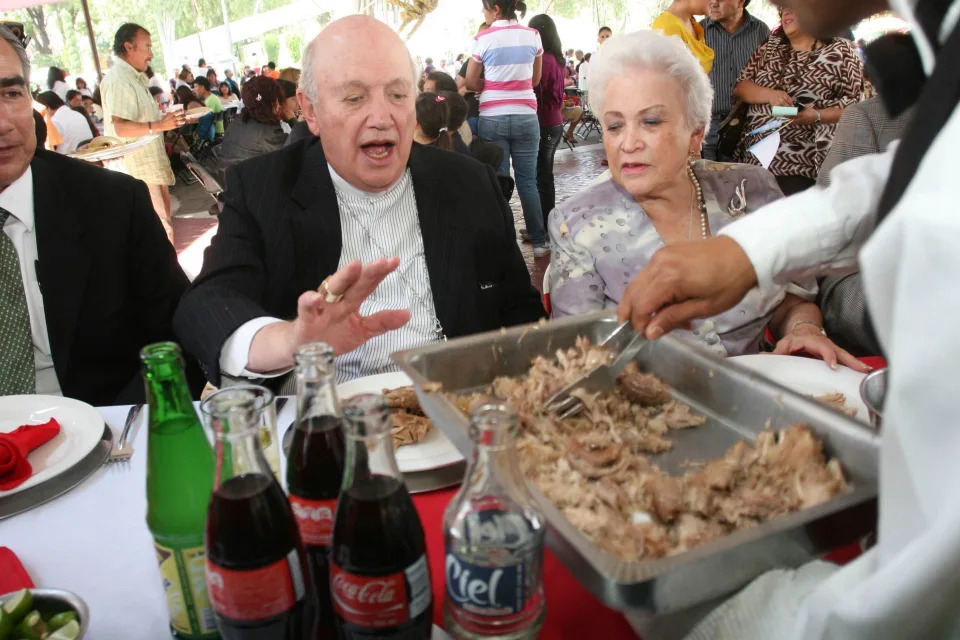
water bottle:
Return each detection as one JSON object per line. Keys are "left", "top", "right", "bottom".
{"left": 443, "top": 403, "right": 545, "bottom": 639}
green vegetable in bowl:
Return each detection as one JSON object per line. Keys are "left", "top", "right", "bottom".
{"left": 0, "top": 608, "right": 12, "bottom": 640}
{"left": 12, "top": 610, "right": 45, "bottom": 639}
{"left": 46, "top": 619, "right": 80, "bottom": 640}
{"left": 45, "top": 610, "right": 78, "bottom": 631}
{"left": 1, "top": 590, "right": 31, "bottom": 621}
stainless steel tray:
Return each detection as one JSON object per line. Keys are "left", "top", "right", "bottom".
{"left": 393, "top": 312, "right": 878, "bottom": 615}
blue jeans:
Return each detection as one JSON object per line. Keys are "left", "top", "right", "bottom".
{"left": 467, "top": 116, "right": 479, "bottom": 137}
{"left": 479, "top": 113, "right": 546, "bottom": 245}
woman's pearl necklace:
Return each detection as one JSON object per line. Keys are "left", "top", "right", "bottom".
{"left": 686, "top": 163, "right": 708, "bottom": 239}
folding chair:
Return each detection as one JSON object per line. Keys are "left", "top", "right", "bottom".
{"left": 186, "top": 160, "right": 224, "bottom": 212}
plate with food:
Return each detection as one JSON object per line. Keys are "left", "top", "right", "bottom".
{"left": 0, "top": 395, "right": 104, "bottom": 498}
{"left": 184, "top": 106, "right": 212, "bottom": 121}
{"left": 69, "top": 134, "right": 159, "bottom": 162}
{"left": 338, "top": 372, "right": 464, "bottom": 473}
{"left": 729, "top": 354, "right": 869, "bottom": 422}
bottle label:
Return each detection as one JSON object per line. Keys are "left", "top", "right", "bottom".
{"left": 206, "top": 548, "right": 305, "bottom": 621}
{"left": 331, "top": 555, "right": 431, "bottom": 628}
{"left": 289, "top": 495, "right": 337, "bottom": 546}
{"left": 446, "top": 552, "right": 527, "bottom": 617}
{"left": 154, "top": 542, "right": 219, "bottom": 636}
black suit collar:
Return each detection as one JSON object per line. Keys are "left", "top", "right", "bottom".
{"left": 288, "top": 141, "right": 458, "bottom": 332}
{"left": 31, "top": 151, "right": 91, "bottom": 385}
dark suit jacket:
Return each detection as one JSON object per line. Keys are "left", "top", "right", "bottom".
{"left": 30, "top": 150, "right": 190, "bottom": 405}
{"left": 174, "top": 139, "right": 546, "bottom": 386}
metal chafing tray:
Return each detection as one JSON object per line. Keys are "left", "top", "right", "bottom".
{"left": 393, "top": 312, "right": 878, "bottom": 615}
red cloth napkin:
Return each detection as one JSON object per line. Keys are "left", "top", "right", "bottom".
{"left": 0, "top": 547, "right": 34, "bottom": 593}
{"left": 0, "top": 418, "right": 61, "bottom": 491}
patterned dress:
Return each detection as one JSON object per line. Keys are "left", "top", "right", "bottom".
{"left": 548, "top": 161, "right": 817, "bottom": 357}
{"left": 734, "top": 32, "right": 863, "bottom": 180}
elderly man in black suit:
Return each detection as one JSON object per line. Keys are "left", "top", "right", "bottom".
{"left": 174, "top": 15, "right": 545, "bottom": 386}
{"left": 0, "top": 26, "right": 190, "bottom": 405}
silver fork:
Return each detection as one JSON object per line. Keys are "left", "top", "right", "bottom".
{"left": 544, "top": 322, "right": 648, "bottom": 419}
{"left": 108, "top": 404, "right": 143, "bottom": 463}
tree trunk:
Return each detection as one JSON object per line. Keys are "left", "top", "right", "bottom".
{"left": 26, "top": 6, "right": 52, "bottom": 55}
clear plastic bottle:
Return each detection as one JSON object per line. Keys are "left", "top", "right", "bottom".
{"left": 443, "top": 403, "right": 545, "bottom": 639}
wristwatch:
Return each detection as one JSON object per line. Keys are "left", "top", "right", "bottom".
{"left": 148, "top": 121, "right": 154, "bottom": 135}
{"left": 814, "top": 110, "right": 822, "bottom": 125}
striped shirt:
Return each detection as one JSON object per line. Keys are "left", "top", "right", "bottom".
{"left": 331, "top": 167, "right": 440, "bottom": 383}
{"left": 701, "top": 12, "right": 771, "bottom": 119}
{"left": 472, "top": 19, "right": 543, "bottom": 117}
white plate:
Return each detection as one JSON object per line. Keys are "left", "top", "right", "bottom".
{"left": 337, "top": 372, "right": 465, "bottom": 473}
{"left": 729, "top": 354, "right": 869, "bottom": 423}
{"left": 0, "top": 395, "right": 105, "bottom": 497}
{"left": 184, "top": 106, "right": 212, "bottom": 121}
{"left": 69, "top": 134, "right": 160, "bottom": 162}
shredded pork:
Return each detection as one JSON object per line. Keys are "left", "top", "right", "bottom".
{"left": 383, "top": 386, "right": 432, "bottom": 448}
{"left": 456, "top": 337, "right": 851, "bottom": 562}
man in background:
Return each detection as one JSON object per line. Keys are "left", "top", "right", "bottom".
{"left": 224, "top": 68, "right": 240, "bottom": 96}
{"left": 100, "top": 23, "right": 185, "bottom": 243}
{"left": 193, "top": 76, "right": 224, "bottom": 136}
{"left": 265, "top": 61, "right": 279, "bottom": 79}
{"left": 196, "top": 57, "right": 209, "bottom": 79}
{"left": 701, "top": 0, "right": 770, "bottom": 160}
{"left": 65, "top": 89, "right": 82, "bottom": 108}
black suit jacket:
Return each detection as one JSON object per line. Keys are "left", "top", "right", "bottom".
{"left": 30, "top": 150, "right": 190, "bottom": 405}
{"left": 174, "top": 139, "right": 545, "bottom": 386}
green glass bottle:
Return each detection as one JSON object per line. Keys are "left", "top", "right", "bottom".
{"left": 141, "top": 342, "right": 220, "bottom": 639}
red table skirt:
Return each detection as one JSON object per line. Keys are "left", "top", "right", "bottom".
{"left": 411, "top": 356, "right": 886, "bottom": 637}
{"left": 412, "top": 488, "right": 639, "bottom": 639}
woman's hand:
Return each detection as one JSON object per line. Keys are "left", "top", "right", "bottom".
{"left": 772, "top": 324, "right": 871, "bottom": 372}
{"left": 791, "top": 107, "right": 820, "bottom": 126}
{"left": 766, "top": 89, "right": 795, "bottom": 107}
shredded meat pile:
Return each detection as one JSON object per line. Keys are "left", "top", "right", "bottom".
{"left": 812, "top": 392, "right": 858, "bottom": 418}
{"left": 383, "top": 386, "right": 432, "bottom": 448}
{"left": 459, "top": 338, "right": 850, "bottom": 562}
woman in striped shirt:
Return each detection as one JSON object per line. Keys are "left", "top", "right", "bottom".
{"left": 466, "top": 0, "right": 551, "bottom": 257}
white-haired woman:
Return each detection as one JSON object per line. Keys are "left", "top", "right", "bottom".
{"left": 548, "top": 30, "right": 866, "bottom": 370}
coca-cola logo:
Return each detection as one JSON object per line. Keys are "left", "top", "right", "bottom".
{"left": 332, "top": 574, "right": 398, "bottom": 605}
{"left": 206, "top": 570, "right": 224, "bottom": 591}
{"left": 291, "top": 502, "right": 333, "bottom": 522}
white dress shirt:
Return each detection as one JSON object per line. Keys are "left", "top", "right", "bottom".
{"left": 219, "top": 165, "right": 440, "bottom": 383}
{"left": 678, "top": 1, "right": 960, "bottom": 638}
{"left": 50, "top": 106, "right": 93, "bottom": 154}
{"left": 0, "top": 167, "right": 61, "bottom": 395}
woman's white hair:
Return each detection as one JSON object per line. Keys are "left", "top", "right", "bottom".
{"left": 589, "top": 30, "right": 713, "bottom": 133}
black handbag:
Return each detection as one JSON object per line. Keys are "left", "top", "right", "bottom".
{"left": 716, "top": 99, "right": 748, "bottom": 159}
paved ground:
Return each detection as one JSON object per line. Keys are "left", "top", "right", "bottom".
{"left": 170, "top": 135, "right": 608, "bottom": 292}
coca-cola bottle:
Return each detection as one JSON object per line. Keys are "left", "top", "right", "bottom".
{"left": 443, "top": 403, "right": 545, "bottom": 639}
{"left": 201, "top": 385, "right": 309, "bottom": 640}
{"left": 287, "top": 343, "right": 347, "bottom": 638}
{"left": 330, "top": 393, "right": 433, "bottom": 639}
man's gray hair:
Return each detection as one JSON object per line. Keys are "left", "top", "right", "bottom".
{"left": 0, "top": 26, "right": 31, "bottom": 80}
{"left": 298, "top": 31, "right": 419, "bottom": 105}
{"left": 589, "top": 30, "right": 713, "bottom": 133}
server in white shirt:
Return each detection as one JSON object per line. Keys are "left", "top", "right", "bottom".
{"left": 618, "top": 0, "right": 960, "bottom": 638}
{"left": 0, "top": 26, "right": 192, "bottom": 405}
{"left": 173, "top": 15, "right": 545, "bottom": 389}
{"left": 35, "top": 91, "right": 95, "bottom": 154}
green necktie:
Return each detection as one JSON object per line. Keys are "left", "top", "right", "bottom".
{"left": 0, "top": 207, "right": 36, "bottom": 395}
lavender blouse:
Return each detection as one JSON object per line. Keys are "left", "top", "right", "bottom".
{"left": 548, "top": 161, "right": 817, "bottom": 357}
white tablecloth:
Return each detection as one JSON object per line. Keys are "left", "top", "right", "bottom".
{"left": 0, "top": 403, "right": 450, "bottom": 639}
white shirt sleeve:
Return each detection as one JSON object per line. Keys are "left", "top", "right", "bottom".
{"left": 219, "top": 317, "right": 291, "bottom": 379}
{"left": 718, "top": 146, "right": 896, "bottom": 307}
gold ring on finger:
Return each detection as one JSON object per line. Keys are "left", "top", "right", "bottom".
{"left": 319, "top": 277, "right": 344, "bottom": 303}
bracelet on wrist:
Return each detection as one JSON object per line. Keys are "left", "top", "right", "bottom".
{"left": 790, "top": 320, "right": 826, "bottom": 336}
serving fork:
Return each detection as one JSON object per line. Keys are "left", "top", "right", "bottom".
{"left": 108, "top": 404, "right": 143, "bottom": 463}
{"left": 543, "top": 322, "right": 648, "bottom": 419}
